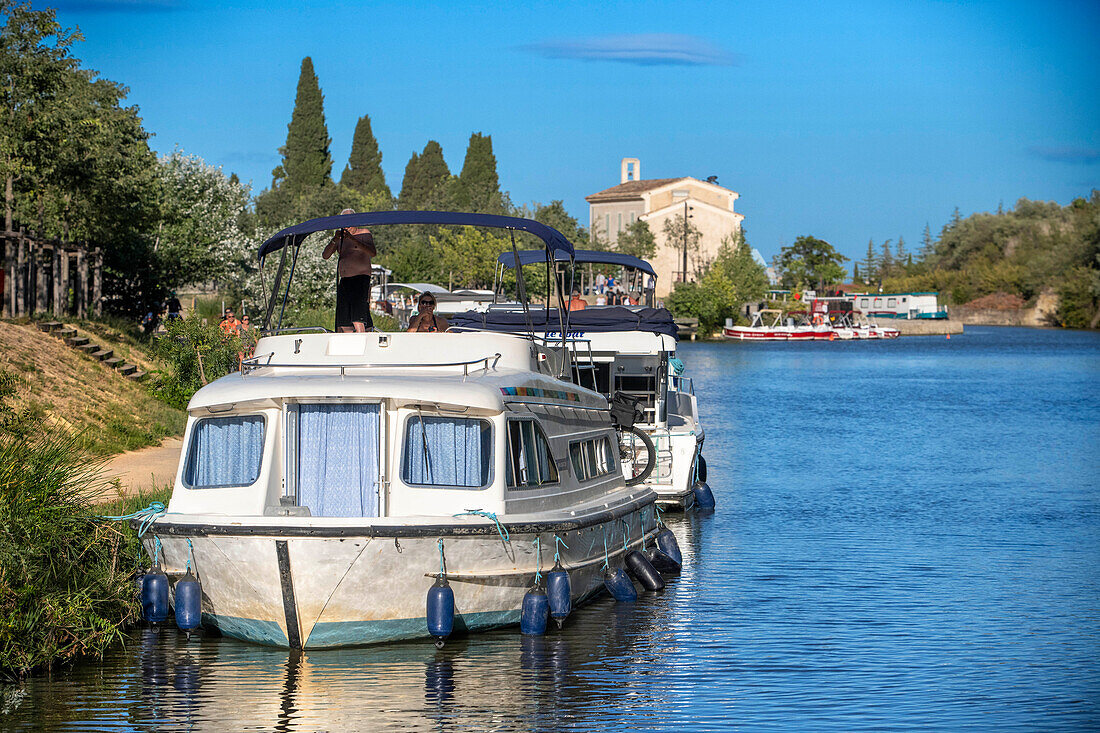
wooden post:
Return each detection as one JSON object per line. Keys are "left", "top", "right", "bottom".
{"left": 92, "top": 249, "right": 102, "bottom": 317}
{"left": 52, "top": 245, "right": 63, "bottom": 317}
{"left": 2, "top": 232, "right": 11, "bottom": 318}
{"left": 59, "top": 249, "right": 70, "bottom": 315}
{"left": 75, "top": 248, "right": 87, "bottom": 319}
{"left": 35, "top": 242, "right": 48, "bottom": 314}
{"left": 15, "top": 233, "right": 25, "bottom": 317}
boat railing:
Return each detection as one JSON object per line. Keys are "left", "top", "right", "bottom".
{"left": 240, "top": 351, "right": 503, "bottom": 377}
{"left": 669, "top": 375, "right": 694, "bottom": 395}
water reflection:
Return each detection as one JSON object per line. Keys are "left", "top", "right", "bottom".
{"left": 60, "top": 535, "right": 691, "bottom": 732}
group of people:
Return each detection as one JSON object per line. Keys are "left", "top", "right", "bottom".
{"left": 218, "top": 308, "right": 255, "bottom": 337}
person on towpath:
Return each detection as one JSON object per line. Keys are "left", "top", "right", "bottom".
{"left": 322, "top": 208, "right": 377, "bottom": 333}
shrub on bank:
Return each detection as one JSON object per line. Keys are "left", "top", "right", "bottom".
{"left": 0, "top": 371, "right": 152, "bottom": 680}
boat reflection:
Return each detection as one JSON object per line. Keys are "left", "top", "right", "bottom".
{"left": 122, "top": 537, "right": 698, "bottom": 733}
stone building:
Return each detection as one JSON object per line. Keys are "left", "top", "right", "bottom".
{"left": 585, "top": 158, "right": 744, "bottom": 297}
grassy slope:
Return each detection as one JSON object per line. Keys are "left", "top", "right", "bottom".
{"left": 0, "top": 321, "right": 185, "bottom": 456}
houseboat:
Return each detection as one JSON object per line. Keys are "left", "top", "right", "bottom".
{"left": 138, "top": 212, "right": 663, "bottom": 649}
{"left": 852, "top": 292, "right": 947, "bottom": 319}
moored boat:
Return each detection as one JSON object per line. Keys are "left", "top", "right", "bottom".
{"left": 136, "top": 212, "right": 667, "bottom": 649}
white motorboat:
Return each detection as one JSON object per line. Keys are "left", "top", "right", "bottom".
{"left": 137, "top": 212, "right": 669, "bottom": 650}
{"left": 451, "top": 249, "right": 708, "bottom": 510}
{"left": 723, "top": 309, "right": 815, "bottom": 341}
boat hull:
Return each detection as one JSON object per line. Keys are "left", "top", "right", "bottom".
{"left": 143, "top": 502, "right": 659, "bottom": 649}
{"left": 722, "top": 327, "right": 789, "bottom": 340}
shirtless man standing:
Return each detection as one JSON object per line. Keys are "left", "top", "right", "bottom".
{"left": 322, "top": 208, "right": 377, "bottom": 332}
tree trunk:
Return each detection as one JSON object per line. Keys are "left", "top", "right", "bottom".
{"left": 4, "top": 174, "right": 12, "bottom": 235}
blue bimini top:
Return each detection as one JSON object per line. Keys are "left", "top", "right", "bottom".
{"left": 449, "top": 306, "right": 679, "bottom": 340}
{"left": 258, "top": 211, "right": 576, "bottom": 261}
{"left": 495, "top": 249, "right": 657, "bottom": 279}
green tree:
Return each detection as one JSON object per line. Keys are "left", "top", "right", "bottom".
{"left": 398, "top": 140, "right": 451, "bottom": 210}
{"left": 920, "top": 223, "right": 935, "bottom": 261}
{"left": 273, "top": 57, "right": 332, "bottom": 198}
{"left": 339, "top": 114, "right": 391, "bottom": 202}
{"left": 455, "top": 132, "right": 504, "bottom": 214}
{"left": 895, "top": 235, "right": 907, "bottom": 265}
{"left": 774, "top": 235, "right": 848, "bottom": 290}
{"left": 879, "top": 239, "right": 895, "bottom": 279}
{"left": 430, "top": 226, "right": 505, "bottom": 289}
{"left": 615, "top": 219, "right": 656, "bottom": 260}
{"left": 862, "top": 239, "right": 878, "bottom": 283}
{"left": 0, "top": 1, "right": 80, "bottom": 231}
{"left": 154, "top": 150, "right": 250, "bottom": 289}
{"left": 662, "top": 213, "right": 703, "bottom": 280}
{"left": 666, "top": 231, "right": 768, "bottom": 333}
{"left": 533, "top": 200, "right": 587, "bottom": 246}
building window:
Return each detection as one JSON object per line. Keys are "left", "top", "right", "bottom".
{"left": 604, "top": 214, "right": 609, "bottom": 237}
{"left": 617, "top": 213, "right": 622, "bottom": 233}
{"left": 630, "top": 212, "right": 636, "bottom": 225}
{"left": 887, "top": 298, "right": 897, "bottom": 308}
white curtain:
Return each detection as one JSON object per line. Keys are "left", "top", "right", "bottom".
{"left": 186, "top": 416, "right": 265, "bottom": 488}
{"left": 403, "top": 416, "right": 488, "bottom": 488}
{"left": 297, "top": 404, "right": 381, "bottom": 517}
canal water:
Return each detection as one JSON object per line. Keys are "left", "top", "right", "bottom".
{"left": 4, "top": 326, "right": 1098, "bottom": 731}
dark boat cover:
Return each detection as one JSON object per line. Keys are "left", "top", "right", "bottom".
{"left": 495, "top": 249, "right": 657, "bottom": 278}
{"left": 449, "top": 307, "right": 679, "bottom": 340}
{"left": 259, "top": 211, "right": 575, "bottom": 260}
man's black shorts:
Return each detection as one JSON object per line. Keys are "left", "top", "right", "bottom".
{"left": 335, "top": 274, "right": 374, "bottom": 330}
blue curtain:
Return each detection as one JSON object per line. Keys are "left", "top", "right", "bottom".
{"left": 403, "top": 416, "right": 489, "bottom": 488}
{"left": 185, "top": 416, "right": 265, "bottom": 488}
{"left": 297, "top": 404, "right": 381, "bottom": 517}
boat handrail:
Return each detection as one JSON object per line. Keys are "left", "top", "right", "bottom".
{"left": 669, "top": 375, "right": 694, "bottom": 395}
{"left": 241, "top": 352, "right": 502, "bottom": 377}
{"left": 262, "top": 326, "right": 330, "bottom": 335}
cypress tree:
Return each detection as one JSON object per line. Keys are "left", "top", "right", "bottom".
{"left": 862, "top": 239, "right": 878, "bottom": 282}
{"left": 340, "top": 114, "right": 391, "bottom": 201}
{"left": 277, "top": 57, "right": 333, "bottom": 197}
{"left": 880, "top": 239, "right": 895, "bottom": 278}
{"left": 456, "top": 132, "right": 503, "bottom": 213}
{"left": 397, "top": 140, "right": 450, "bottom": 210}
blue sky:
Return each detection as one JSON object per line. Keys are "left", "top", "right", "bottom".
{"left": 45, "top": 0, "right": 1100, "bottom": 264}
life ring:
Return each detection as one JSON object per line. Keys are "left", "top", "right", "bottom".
{"left": 812, "top": 314, "right": 824, "bottom": 325}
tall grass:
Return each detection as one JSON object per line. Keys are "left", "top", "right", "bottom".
{"left": 0, "top": 371, "right": 154, "bottom": 680}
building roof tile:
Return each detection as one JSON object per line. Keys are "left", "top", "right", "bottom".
{"left": 584, "top": 177, "right": 687, "bottom": 203}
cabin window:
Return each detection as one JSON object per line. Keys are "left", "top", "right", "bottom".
{"left": 569, "top": 436, "right": 615, "bottom": 482}
{"left": 506, "top": 419, "right": 559, "bottom": 488}
{"left": 292, "top": 403, "right": 381, "bottom": 517}
{"left": 402, "top": 416, "right": 492, "bottom": 489}
{"left": 860, "top": 298, "right": 869, "bottom": 309}
{"left": 887, "top": 298, "right": 897, "bottom": 308}
{"left": 183, "top": 415, "right": 265, "bottom": 489}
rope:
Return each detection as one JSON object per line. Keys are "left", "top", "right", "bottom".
{"left": 654, "top": 502, "right": 665, "bottom": 528}
{"left": 100, "top": 501, "right": 166, "bottom": 537}
{"left": 602, "top": 527, "right": 609, "bottom": 570}
{"left": 438, "top": 538, "right": 446, "bottom": 577}
{"left": 454, "top": 509, "right": 510, "bottom": 543}
{"left": 534, "top": 536, "right": 542, "bottom": 587}
{"left": 554, "top": 535, "right": 568, "bottom": 565}
{"left": 185, "top": 537, "right": 194, "bottom": 573}
{"left": 152, "top": 536, "right": 162, "bottom": 569}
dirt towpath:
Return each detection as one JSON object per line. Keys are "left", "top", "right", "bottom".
{"left": 96, "top": 437, "right": 183, "bottom": 503}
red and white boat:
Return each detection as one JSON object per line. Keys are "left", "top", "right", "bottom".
{"left": 724, "top": 309, "right": 812, "bottom": 341}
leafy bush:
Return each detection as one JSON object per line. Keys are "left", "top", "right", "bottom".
{"left": 1056, "top": 265, "right": 1100, "bottom": 328}
{"left": 665, "top": 233, "right": 769, "bottom": 335}
{"left": 150, "top": 315, "right": 251, "bottom": 409}
{"left": 0, "top": 370, "right": 146, "bottom": 679}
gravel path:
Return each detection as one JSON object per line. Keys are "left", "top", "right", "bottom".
{"left": 96, "top": 437, "right": 183, "bottom": 502}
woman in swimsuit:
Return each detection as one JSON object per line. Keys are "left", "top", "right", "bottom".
{"left": 407, "top": 292, "right": 450, "bottom": 333}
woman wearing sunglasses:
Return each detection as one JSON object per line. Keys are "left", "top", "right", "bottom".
{"left": 406, "top": 291, "right": 450, "bottom": 333}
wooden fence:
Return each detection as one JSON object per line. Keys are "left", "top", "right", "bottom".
{"left": 1, "top": 229, "right": 102, "bottom": 319}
